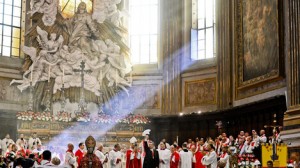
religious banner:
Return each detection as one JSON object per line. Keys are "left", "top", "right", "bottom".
{"left": 261, "top": 144, "right": 287, "bottom": 168}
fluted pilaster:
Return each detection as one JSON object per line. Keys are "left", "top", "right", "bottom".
{"left": 281, "top": 0, "right": 300, "bottom": 148}
{"left": 161, "top": 0, "right": 183, "bottom": 115}
{"left": 216, "top": 0, "right": 233, "bottom": 109}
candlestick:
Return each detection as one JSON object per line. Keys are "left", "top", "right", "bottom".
{"left": 48, "top": 66, "right": 51, "bottom": 83}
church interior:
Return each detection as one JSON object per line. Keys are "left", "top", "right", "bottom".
{"left": 0, "top": 0, "right": 299, "bottom": 167}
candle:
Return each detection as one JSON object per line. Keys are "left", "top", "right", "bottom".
{"left": 62, "top": 66, "right": 65, "bottom": 84}
{"left": 30, "top": 63, "right": 34, "bottom": 82}
{"left": 48, "top": 66, "right": 51, "bottom": 83}
{"left": 176, "top": 136, "right": 178, "bottom": 144}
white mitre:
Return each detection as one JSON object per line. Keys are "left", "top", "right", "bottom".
{"left": 142, "top": 129, "right": 151, "bottom": 136}
{"left": 129, "top": 137, "right": 137, "bottom": 144}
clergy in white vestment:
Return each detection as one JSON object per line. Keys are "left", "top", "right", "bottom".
{"left": 1, "top": 134, "right": 15, "bottom": 156}
{"left": 259, "top": 130, "right": 267, "bottom": 143}
{"left": 109, "top": 144, "right": 122, "bottom": 168}
{"left": 121, "top": 144, "right": 127, "bottom": 168}
{"left": 32, "top": 144, "right": 44, "bottom": 156}
{"left": 179, "top": 142, "right": 193, "bottom": 168}
{"left": 218, "top": 146, "right": 229, "bottom": 168}
{"left": 157, "top": 139, "right": 171, "bottom": 150}
{"left": 201, "top": 144, "right": 217, "bottom": 168}
{"left": 64, "top": 143, "right": 77, "bottom": 168}
{"left": 158, "top": 142, "right": 171, "bottom": 168}
{"left": 28, "top": 132, "right": 42, "bottom": 150}
{"left": 16, "top": 134, "right": 28, "bottom": 150}
{"left": 95, "top": 143, "right": 108, "bottom": 166}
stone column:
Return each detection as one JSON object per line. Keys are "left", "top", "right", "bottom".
{"left": 161, "top": 0, "right": 183, "bottom": 115}
{"left": 281, "top": 0, "right": 300, "bottom": 148}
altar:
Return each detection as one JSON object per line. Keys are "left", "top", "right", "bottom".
{"left": 17, "top": 119, "right": 148, "bottom": 147}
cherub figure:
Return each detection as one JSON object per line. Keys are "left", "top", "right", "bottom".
{"left": 29, "top": 0, "right": 58, "bottom": 26}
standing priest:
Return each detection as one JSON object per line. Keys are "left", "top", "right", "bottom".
{"left": 158, "top": 142, "right": 171, "bottom": 168}
{"left": 109, "top": 144, "right": 122, "bottom": 168}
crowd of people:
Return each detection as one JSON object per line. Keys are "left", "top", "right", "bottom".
{"left": 0, "top": 128, "right": 299, "bottom": 168}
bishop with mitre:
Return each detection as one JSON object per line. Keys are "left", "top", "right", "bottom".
{"left": 126, "top": 137, "right": 141, "bottom": 168}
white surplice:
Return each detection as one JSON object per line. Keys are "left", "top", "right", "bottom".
{"left": 109, "top": 150, "right": 122, "bottom": 168}
{"left": 201, "top": 150, "right": 218, "bottom": 168}
{"left": 158, "top": 148, "right": 171, "bottom": 168}
{"left": 219, "top": 152, "right": 230, "bottom": 168}
{"left": 1, "top": 138, "right": 15, "bottom": 155}
{"left": 179, "top": 149, "right": 193, "bottom": 168}
{"left": 64, "top": 151, "right": 77, "bottom": 168}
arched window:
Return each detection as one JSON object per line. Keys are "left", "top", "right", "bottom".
{"left": 128, "top": 0, "right": 159, "bottom": 65}
{"left": 0, "top": 0, "right": 22, "bottom": 57}
{"left": 191, "top": 0, "right": 216, "bottom": 60}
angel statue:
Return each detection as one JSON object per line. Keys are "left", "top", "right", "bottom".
{"left": 10, "top": 26, "right": 64, "bottom": 92}
{"left": 29, "top": 0, "right": 58, "bottom": 26}
{"left": 36, "top": 26, "right": 64, "bottom": 64}
{"left": 92, "top": 0, "right": 124, "bottom": 27}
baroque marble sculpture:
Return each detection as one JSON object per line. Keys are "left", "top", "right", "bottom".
{"left": 11, "top": 0, "right": 132, "bottom": 112}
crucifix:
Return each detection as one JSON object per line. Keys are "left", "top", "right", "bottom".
{"left": 264, "top": 114, "right": 282, "bottom": 161}
{"left": 74, "top": 61, "right": 92, "bottom": 113}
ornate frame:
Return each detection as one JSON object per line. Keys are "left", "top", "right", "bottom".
{"left": 184, "top": 78, "right": 217, "bottom": 107}
{"left": 235, "top": 0, "right": 284, "bottom": 90}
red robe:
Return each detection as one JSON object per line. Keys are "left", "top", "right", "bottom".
{"left": 75, "top": 149, "right": 85, "bottom": 166}
{"left": 192, "top": 151, "right": 205, "bottom": 168}
{"left": 170, "top": 151, "right": 180, "bottom": 168}
{"left": 17, "top": 149, "right": 27, "bottom": 158}
{"left": 126, "top": 149, "right": 141, "bottom": 168}
{"left": 79, "top": 154, "right": 102, "bottom": 168}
